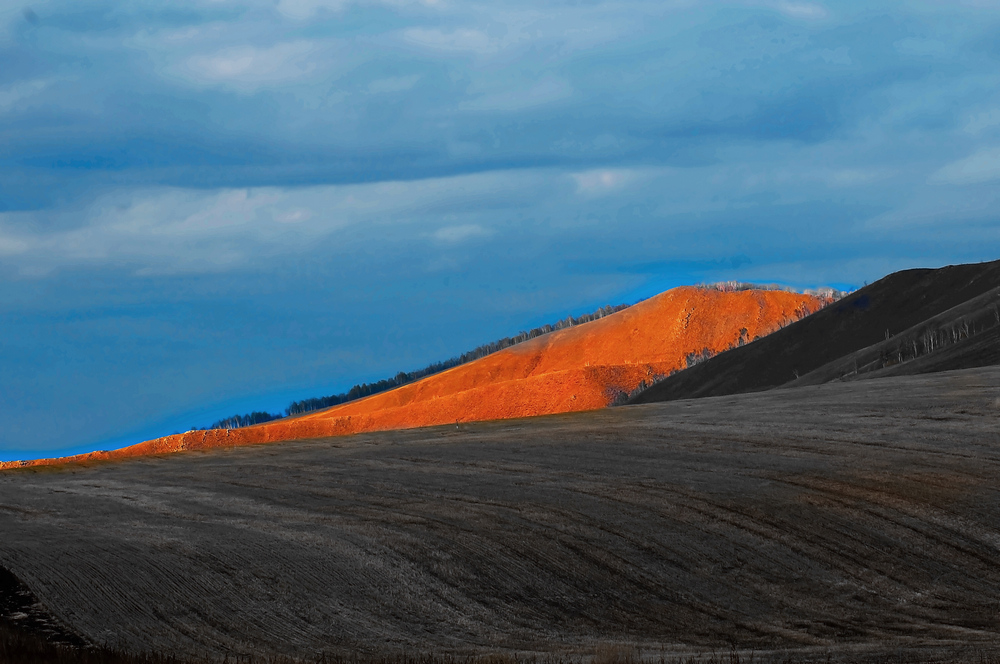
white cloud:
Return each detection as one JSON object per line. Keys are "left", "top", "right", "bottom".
{"left": 930, "top": 148, "right": 1000, "bottom": 184}
{"left": 818, "top": 46, "right": 852, "bottom": 66}
{"left": 275, "top": 0, "right": 349, "bottom": 19}
{"left": 0, "top": 79, "right": 49, "bottom": 113}
{"left": 0, "top": 171, "right": 546, "bottom": 276}
{"left": 824, "top": 168, "right": 893, "bottom": 187}
{"left": 176, "top": 41, "right": 330, "bottom": 90}
{"left": 571, "top": 169, "right": 633, "bottom": 195}
{"left": 273, "top": 208, "right": 313, "bottom": 223}
{"left": 107, "top": 188, "right": 279, "bottom": 237}
{"left": 964, "top": 109, "right": 1000, "bottom": 134}
{"left": 401, "top": 28, "right": 499, "bottom": 54}
{"left": 275, "top": 0, "right": 442, "bottom": 19}
{"left": 367, "top": 74, "right": 422, "bottom": 94}
{"left": 893, "top": 37, "right": 950, "bottom": 57}
{"left": 460, "top": 77, "right": 572, "bottom": 112}
{"left": 0, "top": 187, "right": 319, "bottom": 276}
{"left": 0, "top": 232, "right": 29, "bottom": 256}
{"left": 773, "top": 2, "right": 828, "bottom": 20}
{"left": 433, "top": 224, "right": 490, "bottom": 242}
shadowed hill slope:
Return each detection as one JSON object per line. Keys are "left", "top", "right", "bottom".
{"left": 784, "top": 283, "right": 1000, "bottom": 387}
{"left": 2, "top": 287, "right": 825, "bottom": 469}
{"left": 630, "top": 259, "right": 1000, "bottom": 404}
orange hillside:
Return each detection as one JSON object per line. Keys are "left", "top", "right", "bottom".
{"left": 2, "top": 287, "right": 827, "bottom": 469}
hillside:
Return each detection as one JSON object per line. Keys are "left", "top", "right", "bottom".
{"left": 785, "top": 283, "right": 1000, "bottom": 386}
{"left": 212, "top": 303, "right": 632, "bottom": 428}
{"left": 2, "top": 286, "right": 826, "bottom": 469}
{"left": 630, "top": 259, "right": 1000, "bottom": 404}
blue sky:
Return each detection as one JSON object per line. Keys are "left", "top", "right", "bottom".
{"left": 2, "top": 0, "right": 1000, "bottom": 459}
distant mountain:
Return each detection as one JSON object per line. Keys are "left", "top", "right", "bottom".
{"left": 3, "top": 285, "right": 827, "bottom": 468}
{"left": 630, "top": 259, "right": 1000, "bottom": 405}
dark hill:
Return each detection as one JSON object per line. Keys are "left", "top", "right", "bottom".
{"left": 785, "top": 283, "right": 1000, "bottom": 386}
{"left": 629, "top": 259, "right": 1000, "bottom": 404}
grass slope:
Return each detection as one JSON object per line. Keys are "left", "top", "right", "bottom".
{"left": 3, "top": 287, "right": 823, "bottom": 470}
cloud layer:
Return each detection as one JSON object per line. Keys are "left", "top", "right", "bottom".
{"left": 3, "top": 0, "right": 1000, "bottom": 456}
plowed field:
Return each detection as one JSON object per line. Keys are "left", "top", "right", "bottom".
{"left": 2, "top": 367, "right": 1000, "bottom": 661}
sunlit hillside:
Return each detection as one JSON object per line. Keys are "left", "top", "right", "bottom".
{"left": 2, "top": 286, "right": 826, "bottom": 469}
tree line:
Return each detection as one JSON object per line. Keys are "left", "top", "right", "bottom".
{"left": 202, "top": 303, "right": 632, "bottom": 430}
{"left": 209, "top": 411, "right": 285, "bottom": 429}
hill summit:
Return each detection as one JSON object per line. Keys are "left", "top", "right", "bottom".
{"left": 630, "top": 259, "right": 1000, "bottom": 404}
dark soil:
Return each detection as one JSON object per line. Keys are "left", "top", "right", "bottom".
{"left": 2, "top": 368, "right": 1000, "bottom": 661}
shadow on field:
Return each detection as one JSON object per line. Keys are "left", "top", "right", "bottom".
{"left": 0, "top": 565, "right": 88, "bottom": 650}
{"left": 3, "top": 630, "right": 1000, "bottom": 664}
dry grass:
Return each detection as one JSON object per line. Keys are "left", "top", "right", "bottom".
{"left": 592, "top": 645, "right": 642, "bottom": 664}
{"left": 4, "top": 625, "right": 1000, "bottom": 664}
{"left": 0, "top": 623, "right": 179, "bottom": 664}
{"left": 6, "top": 369, "right": 1000, "bottom": 660}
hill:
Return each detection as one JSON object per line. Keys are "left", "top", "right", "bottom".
{"left": 207, "top": 303, "right": 632, "bottom": 429}
{"left": 2, "top": 286, "right": 826, "bottom": 469}
{"left": 630, "top": 259, "right": 1000, "bottom": 404}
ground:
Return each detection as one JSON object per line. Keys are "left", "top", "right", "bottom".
{"left": 2, "top": 367, "right": 1000, "bottom": 661}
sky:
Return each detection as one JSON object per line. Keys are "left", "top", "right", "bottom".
{"left": 2, "top": 0, "right": 1000, "bottom": 459}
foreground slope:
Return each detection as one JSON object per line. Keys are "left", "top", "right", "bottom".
{"left": 2, "top": 367, "right": 999, "bottom": 660}
{"left": 631, "top": 259, "right": 1000, "bottom": 404}
{"left": 3, "top": 287, "right": 823, "bottom": 469}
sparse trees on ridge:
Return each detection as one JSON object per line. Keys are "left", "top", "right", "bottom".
{"left": 199, "top": 302, "right": 632, "bottom": 430}
{"left": 209, "top": 411, "right": 283, "bottom": 430}
{"left": 699, "top": 281, "right": 848, "bottom": 300}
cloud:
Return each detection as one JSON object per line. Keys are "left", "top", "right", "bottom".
{"left": 571, "top": 169, "right": 634, "bottom": 195}
{"left": 273, "top": 208, "right": 313, "bottom": 223}
{"left": 275, "top": 0, "right": 442, "bottom": 19}
{"left": 772, "top": 2, "right": 828, "bottom": 20}
{"left": 401, "top": 27, "right": 500, "bottom": 54}
{"left": 0, "top": 187, "right": 307, "bottom": 276}
{"left": 5, "top": 133, "right": 986, "bottom": 280}
{"left": 0, "top": 171, "right": 544, "bottom": 275}
{"left": 823, "top": 168, "right": 894, "bottom": 187}
{"left": 930, "top": 148, "right": 1000, "bottom": 184}
{"left": 817, "top": 46, "right": 852, "bottom": 66}
{"left": 893, "top": 37, "right": 949, "bottom": 57}
{"left": 0, "top": 79, "right": 49, "bottom": 113}
{"left": 3, "top": 0, "right": 989, "bottom": 200}
{"left": 460, "top": 77, "right": 573, "bottom": 112}
{"left": 0, "top": 233, "right": 28, "bottom": 256}
{"left": 433, "top": 224, "right": 491, "bottom": 242}
{"left": 963, "top": 109, "right": 1000, "bottom": 134}
{"left": 366, "top": 74, "right": 422, "bottom": 94}
{"left": 177, "top": 41, "right": 330, "bottom": 90}
{"left": 275, "top": 0, "right": 351, "bottom": 19}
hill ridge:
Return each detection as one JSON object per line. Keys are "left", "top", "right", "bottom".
{"left": 2, "top": 285, "right": 826, "bottom": 470}
{"left": 630, "top": 258, "right": 1000, "bottom": 405}
{"left": 204, "top": 302, "right": 632, "bottom": 430}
